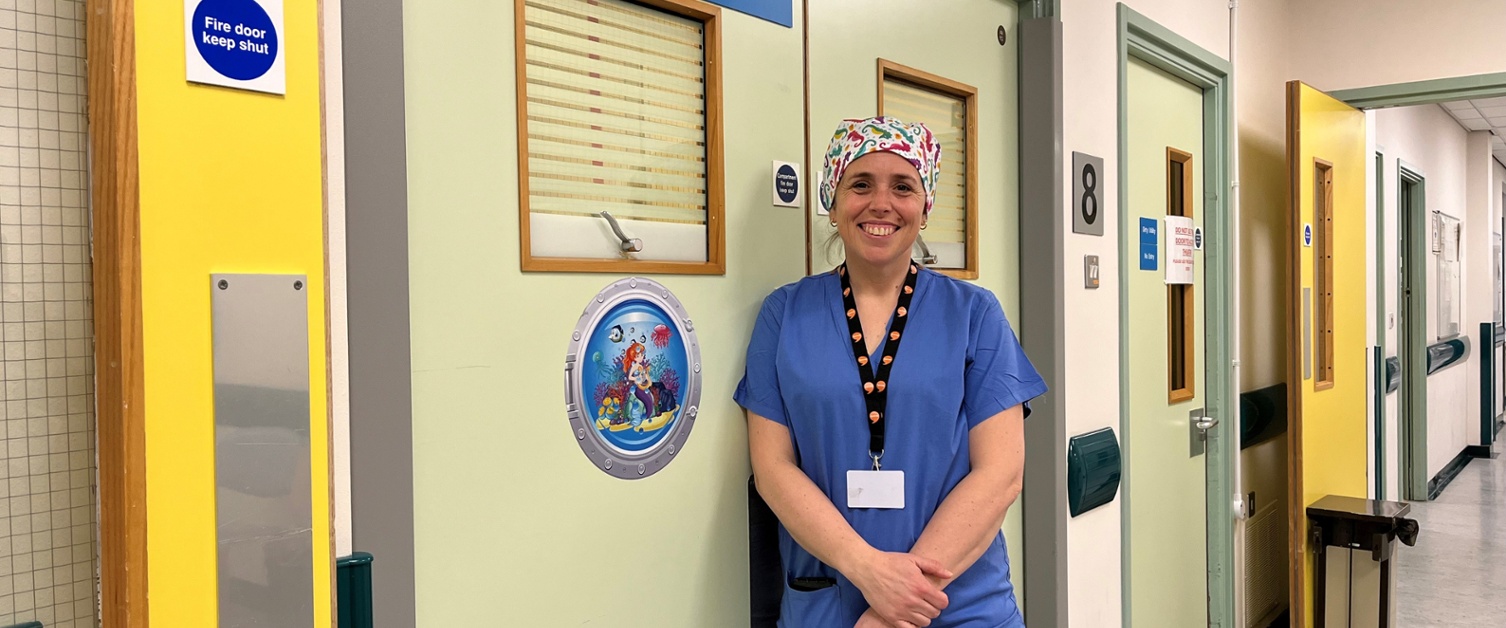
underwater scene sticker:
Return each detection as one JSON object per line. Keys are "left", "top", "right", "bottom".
{"left": 566, "top": 278, "right": 701, "bottom": 479}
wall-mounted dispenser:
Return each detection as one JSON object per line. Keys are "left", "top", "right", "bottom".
{"left": 1067, "top": 427, "right": 1122, "bottom": 517}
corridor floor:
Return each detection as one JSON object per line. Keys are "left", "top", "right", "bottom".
{"left": 1394, "top": 436, "right": 1506, "bottom": 626}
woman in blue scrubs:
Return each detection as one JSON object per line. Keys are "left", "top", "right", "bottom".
{"left": 736, "top": 117, "right": 1046, "bottom": 628}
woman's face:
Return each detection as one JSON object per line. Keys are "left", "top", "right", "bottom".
{"left": 834, "top": 151, "right": 925, "bottom": 270}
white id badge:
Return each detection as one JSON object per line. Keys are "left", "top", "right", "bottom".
{"left": 846, "top": 470, "right": 905, "bottom": 509}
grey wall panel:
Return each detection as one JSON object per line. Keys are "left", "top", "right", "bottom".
{"left": 343, "top": 0, "right": 417, "bottom": 623}
{"left": 1018, "top": 16, "right": 1068, "bottom": 628}
{"left": 212, "top": 274, "right": 315, "bottom": 628}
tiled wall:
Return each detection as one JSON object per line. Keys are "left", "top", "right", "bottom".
{"left": 0, "top": 0, "right": 97, "bottom": 626}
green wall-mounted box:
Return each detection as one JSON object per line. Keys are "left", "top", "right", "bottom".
{"left": 1068, "top": 427, "right": 1121, "bottom": 517}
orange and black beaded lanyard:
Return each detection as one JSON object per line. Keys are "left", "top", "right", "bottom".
{"left": 837, "top": 262, "right": 919, "bottom": 470}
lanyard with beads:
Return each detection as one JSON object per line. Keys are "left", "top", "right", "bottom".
{"left": 837, "top": 262, "right": 919, "bottom": 471}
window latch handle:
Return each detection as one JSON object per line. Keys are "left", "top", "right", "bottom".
{"left": 914, "top": 234, "right": 938, "bottom": 265}
{"left": 600, "top": 211, "right": 643, "bottom": 253}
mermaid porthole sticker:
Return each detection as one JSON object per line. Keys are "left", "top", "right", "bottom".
{"left": 565, "top": 277, "right": 701, "bottom": 479}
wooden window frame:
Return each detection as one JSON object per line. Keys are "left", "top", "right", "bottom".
{"left": 1314, "top": 159, "right": 1335, "bottom": 390}
{"left": 514, "top": 0, "right": 726, "bottom": 274}
{"left": 876, "top": 58, "right": 979, "bottom": 280}
{"left": 1167, "top": 147, "right": 1195, "bottom": 403}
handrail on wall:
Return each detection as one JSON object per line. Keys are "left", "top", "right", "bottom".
{"left": 1382, "top": 335, "right": 1472, "bottom": 395}
{"left": 1426, "top": 336, "right": 1470, "bottom": 376}
{"left": 1239, "top": 383, "right": 1286, "bottom": 451}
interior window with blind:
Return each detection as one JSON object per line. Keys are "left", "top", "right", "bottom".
{"left": 516, "top": 0, "right": 724, "bottom": 274}
{"left": 878, "top": 60, "right": 978, "bottom": 279}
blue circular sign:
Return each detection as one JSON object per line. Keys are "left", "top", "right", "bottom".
{"left": 1304, "top": 224, "right": 1313, "bottom": 246}
{"left": 775, "top": 164, "right": 799, "bottom": 204}
{"left": 192, "top": 0, "right": 278, "bottom": 81}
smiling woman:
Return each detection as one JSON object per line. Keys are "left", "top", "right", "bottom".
{"left": 739, "top": 116, "right": 1045, "bottom": 628}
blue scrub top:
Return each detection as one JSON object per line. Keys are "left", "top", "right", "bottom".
{"left": 736, "top": 268, "right": 1047, "bottom": 628}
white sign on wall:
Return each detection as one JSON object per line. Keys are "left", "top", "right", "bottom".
{"left": 185, "top": 0, "right": 287, "bottom": 95}
{"left": 1165, "top": 216, "right": 1195, "bottom": 285}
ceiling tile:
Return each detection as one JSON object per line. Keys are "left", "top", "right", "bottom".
{"left": 1464, "top": 118, "right": 1491, "bottom": 131}
{"left": 1477, "top": 105, "right": 1506, "bottom": 118}
{"left": 1443, "top": 100, "right": 1473, "bottom": 111}
{"left": 1474, "top": 97, "right": 1506, "bottom": 109}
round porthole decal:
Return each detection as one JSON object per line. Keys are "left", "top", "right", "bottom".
{"left": 565, "top": 277, "right": 701, "bottom": 479}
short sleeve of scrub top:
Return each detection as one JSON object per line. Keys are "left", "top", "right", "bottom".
{"left": 735, "top": 269, "right": 1047, "bottom": 628}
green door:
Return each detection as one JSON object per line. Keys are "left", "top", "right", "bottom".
{"left": 1123, "top": 57, "right": 1209, "bottom": 628}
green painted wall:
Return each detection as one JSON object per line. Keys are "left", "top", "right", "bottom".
{"left": 403, "top": 2, "right": 805, "bottom": 625}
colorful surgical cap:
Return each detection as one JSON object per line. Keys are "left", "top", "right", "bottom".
{"left": 819, "top": 116, "right": 942, "bottom": 214}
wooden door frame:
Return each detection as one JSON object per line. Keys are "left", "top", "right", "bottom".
{"left": 87, "top": 0, "right": 149, "bottom": 626}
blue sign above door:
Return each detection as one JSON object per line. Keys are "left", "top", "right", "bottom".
{"left": 705, "top": 0, "right": 792, "bottom": 27}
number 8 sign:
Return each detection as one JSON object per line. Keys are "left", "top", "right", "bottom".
{"left": 1072, "top": 152, "right": 1105, "bottom": 236}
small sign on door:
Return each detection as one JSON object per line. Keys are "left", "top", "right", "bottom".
{"left": 1165, "top": 216, "right": 1195, "bottom": 285}
{"left": 185, "top": 0, "right": 286, "bottom": 94}
{"left": 1139, "top": 218, "right": 1159, "bottom": 271}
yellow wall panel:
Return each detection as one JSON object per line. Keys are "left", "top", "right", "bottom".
{"left": 134, "top": 1, "right": 330, "bottom": 625}
{"left": 1290, "top": 82, "right": 1367, "bottom": 628}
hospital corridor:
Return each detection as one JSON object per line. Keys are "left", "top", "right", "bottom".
{"left": 7, "top": 0, "right": 1506, "bottom": 626}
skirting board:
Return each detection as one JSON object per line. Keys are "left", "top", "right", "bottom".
{"left": 1464, "top": 445, "right": 1495, "bottom": 459}
{"left": 1428, "top": 448, "right": 1482, "bottom": 500}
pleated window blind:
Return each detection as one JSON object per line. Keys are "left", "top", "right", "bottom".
{"left": 879, "top": 60, "right": 978, "bottom": 278}
{"left": 517, "top": 0, "right": 724, "bottom": 273}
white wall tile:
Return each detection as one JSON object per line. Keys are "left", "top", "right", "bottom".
{"left": 0, "top": 1, "right": 92, "bottom": 624}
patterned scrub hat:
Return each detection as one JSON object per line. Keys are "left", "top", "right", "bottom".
{"left": 819, "top": 116, "right": 942, "bottom": 214}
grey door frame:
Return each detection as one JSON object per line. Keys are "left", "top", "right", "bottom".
{"left": 1116, "top": 5, "right": 1236, "bottom": 628}
{"left": 1396, "top": 162, "right": 1429, "bottom": 500}
{"left": 1017, "top": 3, "right": 1068, "bottom": 627}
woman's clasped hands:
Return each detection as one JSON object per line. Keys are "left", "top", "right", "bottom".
{"left": 848, "top": 549, "right": 954, "bottom": 628}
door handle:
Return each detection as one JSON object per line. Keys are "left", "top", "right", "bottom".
{"left": 1189, "top": 409, "right": 1214, "bottom": 456}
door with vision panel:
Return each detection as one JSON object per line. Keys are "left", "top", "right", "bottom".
{"left": 804, "top": 0, "right": 1026, "bottom": 583}
{"left": 805, "top": 0, "right": 1017, "bottom": 284}
{"left": 1122, "top": 57, "right": 1209, "bottom": 628}
{"left": 1284, "top": 81, "right": 1368, "bottom": 628}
